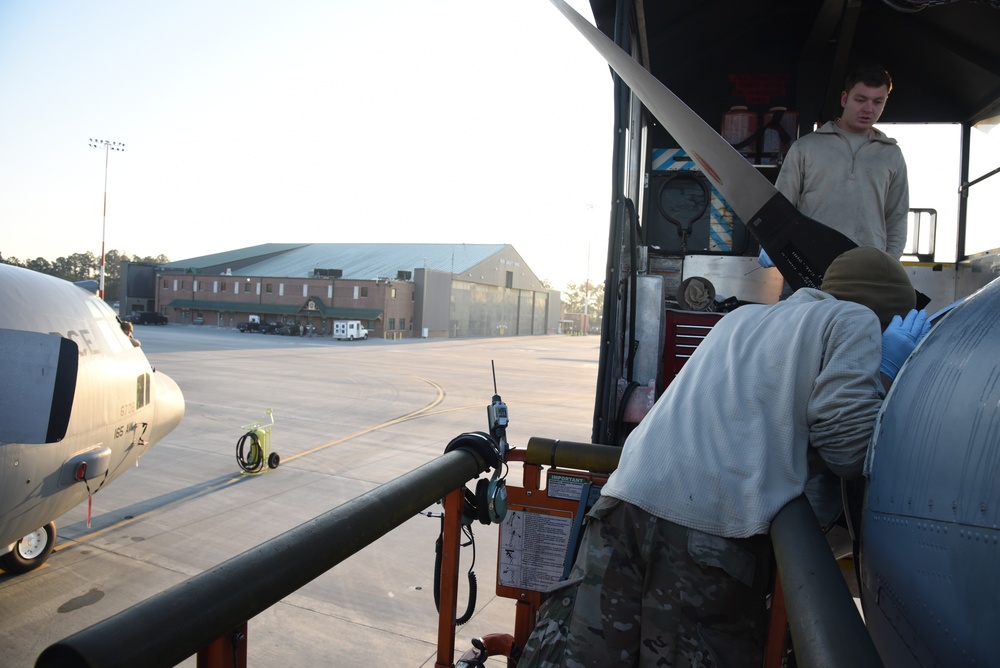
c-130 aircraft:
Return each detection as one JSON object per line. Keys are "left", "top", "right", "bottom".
{"left": 0, "top": 263, "right": 184, "bottom": 574}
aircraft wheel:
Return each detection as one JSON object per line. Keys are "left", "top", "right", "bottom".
{"left": 268, "top": 452, "right": 281, "bottom": 469}
{"left": 1, "top": 522, "right": 56, "bottom": 574}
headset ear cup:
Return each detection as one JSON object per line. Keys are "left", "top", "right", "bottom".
{"left": 475, "top": 479, "right": 492, "bottom": 525}
{"left": 488, "top": 479, "right": 508, "bottom": 524}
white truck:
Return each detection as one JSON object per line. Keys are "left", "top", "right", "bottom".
{"left": 333, "top": 320, "right": 368, "bottom": 341}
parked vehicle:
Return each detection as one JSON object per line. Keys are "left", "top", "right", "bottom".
{"left": 238, "top": 315, "right": 261, "bottom": 333}
{"left": 333, "top": 320, "right": 368, "bottom": 341}
{"left": 128, "top": 311, "right": 168, "bottom": 325}
{"left": 237, "top": 316, "right": 281, "bottom": 333}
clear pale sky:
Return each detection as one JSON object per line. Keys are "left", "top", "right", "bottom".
{"left": 0, "top": 0, "right": 613, "bottom": 292}
{"left": 2, "top": 2, "right": 995, "bottom": 292}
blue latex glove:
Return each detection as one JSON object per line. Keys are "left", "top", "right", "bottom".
{"left": 758, "top": 248, "right": 775, "bottom": 268}
{"left": 880, "top": 309, "right": 931, "bottom": 380}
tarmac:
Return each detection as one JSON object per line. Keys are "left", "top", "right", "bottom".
{"left": 0, "top": 325, "right": 600, "bottom": 667}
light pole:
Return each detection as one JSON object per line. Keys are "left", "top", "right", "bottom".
{"left": 583, "top": 204, "right": 597, "bottom": 336}
{"left": 88, "top": 138, "right": 125, "bottom": 299}
{"left": 584, "top": 245, "right": 591, "bottom": 335}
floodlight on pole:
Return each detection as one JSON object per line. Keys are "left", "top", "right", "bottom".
{"left": 88, "top": 138, "right": 125, "bottom": 299}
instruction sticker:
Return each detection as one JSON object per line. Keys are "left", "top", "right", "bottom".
{"left": 547, "top": 472, "right": 589, "bottom": 501}
{"left": 498, "top": 505, "right": 573, "bottom": 591}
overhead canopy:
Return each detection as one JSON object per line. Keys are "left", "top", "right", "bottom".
{"left": 588, "top": 0, "right": 1000, "bottom": 128}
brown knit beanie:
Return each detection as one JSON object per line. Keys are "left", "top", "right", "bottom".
{"left": 820, "top": 247, "right": 915, "bottom": 328}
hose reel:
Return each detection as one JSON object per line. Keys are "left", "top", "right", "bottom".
{"left": 237, "top": 409, "right": 279, "bottom": 475}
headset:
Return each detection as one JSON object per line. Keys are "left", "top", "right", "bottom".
{"left": 444, "top": 431, "right": 508, "bottom": 525}
{"left": 468, "top": 466, "right": 508, "bottom": 526}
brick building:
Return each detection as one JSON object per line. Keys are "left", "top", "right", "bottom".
{"left": 127, "top": 243, "right": 562, "bottom": 339}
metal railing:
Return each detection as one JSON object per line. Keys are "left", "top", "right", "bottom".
{"left": 770, "top": 494, "right": 883, "bottom": 667}
{"left": 36, "top": 442, "right": 491, "bottom": 668}
{"left": 37, "top": 436, "right": 882, "bottom": 668}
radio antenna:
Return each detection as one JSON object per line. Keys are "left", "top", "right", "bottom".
{"left": 486, "top": 360, "right": 509, "bottom": 459}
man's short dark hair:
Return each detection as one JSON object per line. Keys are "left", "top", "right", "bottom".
{"left": 845, "top": 64, "right": 893, "bottom": 95}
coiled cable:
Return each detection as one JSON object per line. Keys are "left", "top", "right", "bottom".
{"left": 433, "top": 524, "right": 478, "bottom": 626}
{"left": 236, "top": 430, "right": 265, "bottom": 473}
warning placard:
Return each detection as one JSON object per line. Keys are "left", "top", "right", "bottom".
{"left": 546, "top": 472, "right": 590, "bottom": 501}
{"left": 498, "top": 505, "right": 574, "bottom": 592}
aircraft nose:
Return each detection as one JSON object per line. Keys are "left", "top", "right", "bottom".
{"left": 149, "top": 370, "right": 185, "bottom": 444}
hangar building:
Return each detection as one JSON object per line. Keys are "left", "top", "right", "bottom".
{"left": 129, "top": 243, "right": 561, "bottom": 339}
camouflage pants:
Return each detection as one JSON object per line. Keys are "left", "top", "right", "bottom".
{"left": 517, "top": 497, "right": 771, "bottom": 668}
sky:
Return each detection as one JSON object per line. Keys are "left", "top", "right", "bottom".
{"left": 887, "top": 122, "right": 999, "bottom": 263}
{"left": 0, "top": 0, "right": 613, "bottom": 292}
{"left": 2, "top": 2, "right": 996, "bottom": 294}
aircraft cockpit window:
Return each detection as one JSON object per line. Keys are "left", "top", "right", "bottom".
{"left": 97, "top": 320, "right": 126, "bottom": 354}
{"left": 136, "top": 373, "right": 150, "bottom": 409}
{"left": 87, "top": 298, "right": 117, "bottom": 319}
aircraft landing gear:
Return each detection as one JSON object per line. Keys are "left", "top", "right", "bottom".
{"left": 0, "top": 522, "right": 56, "bottom": 574}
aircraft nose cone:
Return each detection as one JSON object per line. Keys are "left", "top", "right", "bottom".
{"left": 149, "top": 370, "right": 185, "bottom": 444}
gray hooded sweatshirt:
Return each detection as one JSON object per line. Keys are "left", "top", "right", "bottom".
{"left": 776, "top": 120, "right": 909, "bottom": 258}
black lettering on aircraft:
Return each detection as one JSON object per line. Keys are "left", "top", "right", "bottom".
{"left": 54, "top": 329, "right": 101, "bottom": 357}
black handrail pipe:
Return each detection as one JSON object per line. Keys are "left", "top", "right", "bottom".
{"left": 770, "top": 494, "right": 883, "bottom": 668}
{"left": 36, "top": 445, "right": 490, "bottom": 668}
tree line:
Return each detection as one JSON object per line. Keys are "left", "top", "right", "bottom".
{"left": 563, "top": 280, "right": 604, "bottom": 317}
{"left": 3, "top": 248, "right": 599, "bottom": 316}
{"left": 1, "top": 249, "right": 169, "bottom": 302}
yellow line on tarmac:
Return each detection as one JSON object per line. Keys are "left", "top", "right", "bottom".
{"left": 283, "top": 376, "right": 455, "bottom": 462}
{"left": 66, "top": 377, "right": 480, "bottom": 545}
